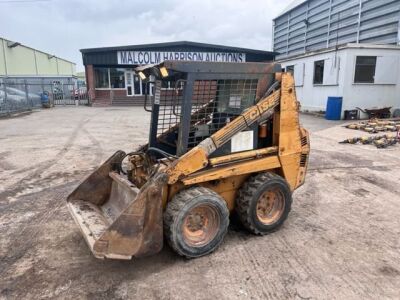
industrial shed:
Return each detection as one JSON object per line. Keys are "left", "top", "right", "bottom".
{"left": 0, "top": 37, "right": 76, "bottom": 82}
{"left": 273, "top": 0, "right": 400, "bottom": 60}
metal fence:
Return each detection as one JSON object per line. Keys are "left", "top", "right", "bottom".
{"left": 0, "top": 78, "right": 89, "bottom": 115}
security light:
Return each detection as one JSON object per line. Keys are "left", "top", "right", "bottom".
{"left": 160, "top": 67, "right": 169, "bottom": 78}
{"left": 138, "top": 71, "right": 147, "bottom": 80}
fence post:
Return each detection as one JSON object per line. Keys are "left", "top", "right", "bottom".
{"left": 41, "top": 78, "right": 45, "bottom": 94}
{"left": 2, "top": 78, "right": 8, "bottom": 114}
{"left": 24, "top": 80, "right": 32, "bottom": 109}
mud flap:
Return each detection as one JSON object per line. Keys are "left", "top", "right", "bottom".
{"left": 67, "top": 151, "right": 168, "bottom": 259}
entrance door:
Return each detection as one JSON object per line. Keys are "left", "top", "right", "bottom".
{"left": 125, "top": 71, "right": 133, "bottom": 96}
{"left": 125, "top": 71, "right": 142, "bottom": 96}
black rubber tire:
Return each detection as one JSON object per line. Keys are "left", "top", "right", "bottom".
{"left": 236, "top": 172, "right": 292, "bottom": 235}
{"left": 164, "top": 186, "right": 229, "bottom": 258}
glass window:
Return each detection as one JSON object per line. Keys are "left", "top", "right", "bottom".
{"left": 161, "top": 81, "right": 184, "bottom": 90}
{"left": 133, "top": 75, "right": 141, "bottom": 95}
{"left": 126, "top": 72, "right": 133, "bottom": 96}
{"left": 94, "top": 68, "right": 109, "bottom": 88}
{"left": 110, "top": 68, "right": 125, "bottom": 88}
{"left": 354, "top": 56, "right": 376, "bottom": 83}
{"left": 313, "top": 60, "right": 324, "bottom": 84}
{"left": 161, "top": 81, "right": 172, "bottom": 89}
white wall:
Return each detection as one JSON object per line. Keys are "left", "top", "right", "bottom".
{"left": 279, "top": 45, "right": 400, "bottom": 118}
{"left": 341, "top": 48, "right": 400, "bottom": 116}
{"left": 280, "top": 50, "right": 345, "bottom": 112}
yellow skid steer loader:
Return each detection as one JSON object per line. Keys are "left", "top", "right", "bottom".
{"left": 67, "top": 61, "right": 310, "bottom": 259}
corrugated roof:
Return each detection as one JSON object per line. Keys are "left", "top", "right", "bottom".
{"left": 275, "top": 0, "right": 307, "bottom": 19}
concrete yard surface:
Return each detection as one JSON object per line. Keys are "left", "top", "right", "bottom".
{"left": 0, "top": 107, "right": 399, "bottom": 299}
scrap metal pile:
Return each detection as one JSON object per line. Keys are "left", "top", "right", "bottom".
{"left": 341, "top": 119, "right": 400, "bottom": 149}
{"left": 345, "top": 119, "right": 400, "bottom": 134}
{"left": 340, "top": 134, "right": 399, "bottom": 149}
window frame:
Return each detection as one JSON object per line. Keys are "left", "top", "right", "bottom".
{"left": 354, "top": 56, "right": 377, "bottom": 84}
{"left": 109, "top": 68, "right": 126, "bottom": 89}
{"left": 94, "top": 67, "right": 111, "bottom": 90}
{"left": 286, "top": 65, "right": 294, "bottom": 76}
{"left": 161, "top": 81, "right": 184, "bottom": 90}
{"left": 313, "top": 60, "right": 325, "bottom": 85}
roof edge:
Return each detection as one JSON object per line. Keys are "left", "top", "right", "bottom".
{"left": 80, "top": 41, "right": 277, "bottom": 55}
{"left": 273, "top": 0, "right": 307, "bottom": 20}
{"left": 276, "top": 43, "right": 400, "bottom": 62}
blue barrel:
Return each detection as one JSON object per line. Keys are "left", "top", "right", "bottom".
{"left": 325, "top": 97, "right": 343, "bottom": 120}
{"left": 41, "top": 92, "right": 49, "bottom": 103}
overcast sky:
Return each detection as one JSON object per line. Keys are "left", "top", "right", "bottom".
{"left": 1, "top": 0, "right": 293, "bottom": 71}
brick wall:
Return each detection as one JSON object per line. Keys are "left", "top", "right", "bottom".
{"left": 87, "top": 76, "right": 218, "bottom": 107}
{"left": 85, "top": 65, "right": 95, "bottom": 101}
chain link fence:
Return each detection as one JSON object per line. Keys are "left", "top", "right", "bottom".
{"left": 0, "top": 77, "right": 89, "bottom": 116}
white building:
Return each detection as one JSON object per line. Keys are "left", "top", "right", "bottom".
{"left": 279, "top": 43, "right": 400, "bottom": 118}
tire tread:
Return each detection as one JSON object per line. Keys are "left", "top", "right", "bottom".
{"left": 236, "top": 172, "right": 291, "bottom": 235}
{"left": 164, "top": 187, "right": 229, "bottom": 257}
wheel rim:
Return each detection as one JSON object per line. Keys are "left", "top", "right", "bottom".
{"left": 182, "top": 204, "right": 220, "bottom": 247}
{"left": 256, "top": 188, "right": 285, "bottom": 225}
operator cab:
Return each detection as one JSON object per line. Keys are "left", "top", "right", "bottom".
{"left": 135, "top": 61, "right": 281, "bottom": 157}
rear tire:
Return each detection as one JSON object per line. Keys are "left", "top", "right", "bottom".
{"left": 164, "top": 187, "right": 229, "bottom": 258}
{"left": 236, "top": 172, "right": 292, "bottom": 235}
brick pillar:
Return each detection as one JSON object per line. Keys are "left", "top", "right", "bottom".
{"left": 85, "top": 64, "right": 95, "bottom": 102}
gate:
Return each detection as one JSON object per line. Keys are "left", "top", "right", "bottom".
{"left": 0, "top": 78, "right": 90, "bottom": 115}
{"left": 52, "top": 81, "right": 89, "bottom": 106}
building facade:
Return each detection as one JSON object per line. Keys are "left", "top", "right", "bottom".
{"left": 80, "top": 41, "right": 275, "bottom": 106}
{"left": 279, "top": 43, "right": 400, "bottom": 117}
{"left": 273, "top": 0, "right": 400, "bottom": 60}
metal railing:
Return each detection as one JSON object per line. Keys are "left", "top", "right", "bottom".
{"left": 0, "top": 78, "right": 89, "bottom": 115}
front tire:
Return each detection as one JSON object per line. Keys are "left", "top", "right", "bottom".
{"left": 236, "top": 172, "right": 292, "bottom": 235}
{"left": 164, "top": 187, "right": 229, "bottom": 258}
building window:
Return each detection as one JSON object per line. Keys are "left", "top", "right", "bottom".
{"left": 161, "top": 81, "right": 184, "bottom": 90}
{"left": 110, "top": 68, "right": 125, "bottom": 88}
{"left": 286, "top": 65, "right": 294, "bottom": 75}
{"left": 94, "top": 68, "right": 109, "bottom": 88}
{"left": 313, "top": 60, "right": 324, "bottom": 84}
{"left": 354, "top": 56, "right": 376, "bottom": 83}
{"left": 133, "top": 75, "right": 142, "bottom": 95}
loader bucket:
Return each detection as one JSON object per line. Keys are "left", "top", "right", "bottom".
{"left": 67, "top": 151, "right": 168, "bottom": 260}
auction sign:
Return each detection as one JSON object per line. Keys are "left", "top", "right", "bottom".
{"left": 118, "top": 51, "right": 246, "bottom": 65}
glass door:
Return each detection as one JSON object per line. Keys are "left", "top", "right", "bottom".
{"left": 125, "top": 71, "right": 133, "bottom": 96}
{"left": 125, "top": 71, "right": 143, "bottom": 96}
{"left": 133, "top": 74, "right": 142, "bottom": 95}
